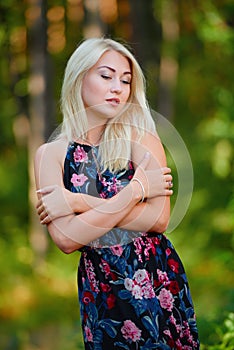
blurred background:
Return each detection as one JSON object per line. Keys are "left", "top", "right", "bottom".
{"left": 0, "top": 0, "right": 233, "bottom": 349}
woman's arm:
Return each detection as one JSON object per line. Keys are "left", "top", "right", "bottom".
{"left": 34, "top": 140, "right": 151, "bottom": 254}
{"left": 118, "top": 130, "right": 171, "bottom": 232}
{"left": 36, "top": 133, "right": 172, "bottom": 233}
{"left": 37, "top": 172, "right": 172, "bottom": 234}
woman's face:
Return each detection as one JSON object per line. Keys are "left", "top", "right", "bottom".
{"left": 81, "top": 50, "right": 132, "bottom": 122}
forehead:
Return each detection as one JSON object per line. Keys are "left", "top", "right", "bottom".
{"left": 94, "top": 50, "right": 131, "bottom": 71}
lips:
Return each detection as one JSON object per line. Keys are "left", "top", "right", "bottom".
{"left": 106, "top": 98, "right": 120, "bottom": 105}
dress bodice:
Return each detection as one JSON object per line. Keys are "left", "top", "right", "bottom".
{"left": 63, "top": 142, "right": 143, "bottom": 248}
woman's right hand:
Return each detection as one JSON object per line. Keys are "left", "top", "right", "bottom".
{"left": 132, "top": 152, "right": 173, "bottom": 200}
{"left": 36, "top": 185, "right": 75, "bottom": 224}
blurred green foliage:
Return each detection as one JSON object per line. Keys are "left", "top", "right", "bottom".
{"left": 0, "top": 0, "right": 233, "bottom": 349}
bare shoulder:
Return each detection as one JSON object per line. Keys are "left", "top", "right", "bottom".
{"left": 34, "top": 138, "right": 69, "bottom": 188}
{"left": 131, "top": 129, "right": 167, "bottom": 168}
{"left": 35, "top": 138, "right": 68, "bottom": 164}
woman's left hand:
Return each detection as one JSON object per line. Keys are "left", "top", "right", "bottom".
{"left": 36, "top": 185, "right": 75, "bottom": 224}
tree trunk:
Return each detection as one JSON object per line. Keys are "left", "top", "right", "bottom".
{"left": 27, "top": 0, "right": 55, "bottom": 266}
{"left": 128, "top": 0, "right": 162, "bottom": 111}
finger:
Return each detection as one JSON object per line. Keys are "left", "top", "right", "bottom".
{"left": 41, "top": 215, "right": 51, "bottom": 225}
{"left": 165, "top": 174, "right": 173, "bottom": 182}
{"left": 36, "top": 185, "right": 57, "bottom": 195}
{"left": 37, "top": 201, "right": 47, "bottom": 215}
{"left": 162, "top": 167, "right": 171, "bottom": 175}
{"left": 36, "top": 200, "right": 42, "bottom": 209}
{"left": 165, "top": 180, "right": 173, "bottom": 189}
{"left": 37, "top": 205, "right": 44, "bottom": 216}
{"left": 39, "top": 210, "right": 48, "bottom": 221}
{"left": 163, "top": 179, "right": 173, "bottom": 189}
{"left": 39, "top": 207, "right": 52, "bottom": 223}
{"left": 166, "top": 189, "right": 173, "bottom": 196}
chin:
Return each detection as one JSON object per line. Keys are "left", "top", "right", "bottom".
{"left": 95, "top": 106, "right": 121, "bottom": 119}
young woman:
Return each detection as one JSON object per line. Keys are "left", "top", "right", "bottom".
{"left": 34, "top": 38, "right": 199, "bottom": 349}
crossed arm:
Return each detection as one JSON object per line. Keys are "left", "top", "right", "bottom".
{"left": 34, "top": 133, "right": 172, "bottom": 253}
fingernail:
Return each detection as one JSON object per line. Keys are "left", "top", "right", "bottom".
{"left": 36, "top": 189, "right": 42, "bottom": 193}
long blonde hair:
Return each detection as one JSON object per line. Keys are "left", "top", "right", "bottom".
{"left": 60, "top": 37, "right": 155, "bottom": 172}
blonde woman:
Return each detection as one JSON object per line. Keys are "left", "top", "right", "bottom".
{"left": 34, "top": 38, "right": 199, "bottom": 349}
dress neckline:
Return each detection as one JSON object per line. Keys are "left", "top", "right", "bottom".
{"left": 72, "top": 141, "right": 99, "bottom": 148}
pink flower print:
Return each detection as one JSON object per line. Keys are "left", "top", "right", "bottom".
{"left": 163, "top": 329, "right": 172, "bottom": 338}
{"left": 110, "top": 244, "right": 123, "bottom": 256}
{"left": 157, "top": 269, "right": 169, "bottom": 285}
{"left": 124, "top": 278, "right": 134, "bottom": 291}
{"left": 175, "top": 339, "right": 183, "bottom": 350}
{"left": 125, "top": 271, "right": 155, "bottom": 299}
{"left": 121, "top": 320, "right": 142, "bottom": 342}
{"left": 84, "top": 325, "right": 93, "bottom": 342}
{"left": 182, "top": 321, "right": 193, "bottom": 343}
{"left": 157, "top": 288, "right": 174, "bottom": 312}
{"left": 99, "top": 192, "right": 107, "bottom": 199}
{"left": 99, "top": 259, "right": 111, "bottom": 278}
{"left": 133, "top": 237, "right": 144, "bottom": 263}
{"left": 144, "top": 238, "right": 155, "bottom": 258}
{"left": 100, "top": 178, "right": 108, "bottom": 187}
{"left": 133, "top": 269, "right": 149, "bottom": 285}
{"left": 103, "top": 177, "right": 122, "bottom": 194}
{"left": 169, "top": 315, "right": 182, "bottom": 334}
{"left": 84, "top": 258, "right": 99, "bottom": 292}
{"left": 110, "top": 178, "right": 122, "bottom": 193}
{"left": 74, "top": 145, "right": 88, "bottom": 163}
{"left": 141, "top": 283, "right": 155, "bottom": 299}
{"left": 131, "top": 284, "right": 143, "bottom": 299}
{"left": 133, "top": 236, "right": 159, "bottom": 263}
{"left": 71, "top": 173, "right": 88, "bottom": 187}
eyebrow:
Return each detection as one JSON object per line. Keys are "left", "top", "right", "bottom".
{"left": 97, "top": 65, "right": 132, "bottom": 75}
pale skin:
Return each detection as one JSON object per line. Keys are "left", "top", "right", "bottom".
{"left": 34, "top": 50, "right": 173, "bottom": 253}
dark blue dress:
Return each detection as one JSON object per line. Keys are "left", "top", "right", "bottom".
{"left": 63, "top": 142, "right": 199, "bottom": 350}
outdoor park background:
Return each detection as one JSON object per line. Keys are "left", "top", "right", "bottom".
{"left": 0, "top": 0, "right": 233, "bottom": 349}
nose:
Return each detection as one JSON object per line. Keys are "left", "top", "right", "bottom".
{"left": 110, "top": 79, "right": 122, "bottom": 94}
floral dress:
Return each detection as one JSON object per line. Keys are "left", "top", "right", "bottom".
{"left": 63, "top": 142, "right": 200, "bottom": 350}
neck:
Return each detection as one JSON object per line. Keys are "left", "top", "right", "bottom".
{"left": 81, "top": 125, "right": 105, "bottom": 146}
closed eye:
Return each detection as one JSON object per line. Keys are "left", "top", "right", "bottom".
{"left": 100, "top": 72, "right": 131, "bottom": 85}
{"left": 101, "top": 74, "right": 111, "bottom": 80}
{"left": 121, "top": 80, "right": 131, "bottom": 85}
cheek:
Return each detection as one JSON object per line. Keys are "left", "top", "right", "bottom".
{"left": 125, "top": 87, "right": 131, "bottom": 101}
{"left": 81, "top": 87, "right": 90, "bottom": 107}
{"left": 81, "top": 79, "right": 98, "bottom": 106}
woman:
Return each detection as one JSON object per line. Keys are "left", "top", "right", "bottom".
{"left": 34, "top": 38, "right": 199, "bottom": 349}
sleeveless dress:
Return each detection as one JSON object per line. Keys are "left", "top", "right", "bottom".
{"left": 63, "top": 142, "right": 200, "bottom": 350}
